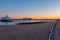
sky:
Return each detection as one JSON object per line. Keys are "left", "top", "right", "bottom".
{"left": 0, "top": 0, "right": 60, "bottom": 19}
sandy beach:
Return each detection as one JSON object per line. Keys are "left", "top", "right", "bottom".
{"left": 0, "top": 22, "right": 53, "bottom": 40}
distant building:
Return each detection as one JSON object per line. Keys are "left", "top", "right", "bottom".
{"left": 0, "top": 15, "right": 13, "bottom": 22}
{"left": 22, "top": 17, "right": 32, "bottom": 20}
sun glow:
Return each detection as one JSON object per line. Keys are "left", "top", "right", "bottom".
{"left": 8, "top": 15, "right": 60, "bottom": 19}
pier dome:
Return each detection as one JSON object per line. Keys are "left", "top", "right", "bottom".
{"left": 0, "top": 15, "right": 12, "bottom": 22}
{"left": 1, "top": 15, "right": 10, "bottom": 20}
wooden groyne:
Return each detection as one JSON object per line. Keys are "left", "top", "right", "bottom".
{"left": 48, "top": 21, "right": 58, "bottom": 40}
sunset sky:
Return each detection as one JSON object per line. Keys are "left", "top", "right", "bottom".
{"left": 0, "top": 0, "right": 60, "bottom": 19}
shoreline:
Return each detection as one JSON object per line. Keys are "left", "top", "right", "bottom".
{"left": 17, "top": 22, "right": 46, "bottom": 25}
{"left": 0, "top": 21, "right": 46, "bottom": 26}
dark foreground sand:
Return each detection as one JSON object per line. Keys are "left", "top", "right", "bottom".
{"left": 0, "top": 22, "right": 53, "bottom": 40}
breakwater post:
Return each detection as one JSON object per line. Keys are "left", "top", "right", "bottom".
{"left": 48, "top": 20, "right": 58, "bottom": 40}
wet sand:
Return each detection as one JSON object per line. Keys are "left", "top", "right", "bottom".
{"left": 0, "top": 22, "right": 53, "bottom": 40}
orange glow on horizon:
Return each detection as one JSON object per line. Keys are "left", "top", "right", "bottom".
{"left": 0, "top": 14, "right": 60, "bottom": 19}
{"left": 9, "top": 15, "right": 60, "bottom": 19}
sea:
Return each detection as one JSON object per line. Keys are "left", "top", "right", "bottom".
{"left": 0, "top": 20, "right": 55, "bottom": 25}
